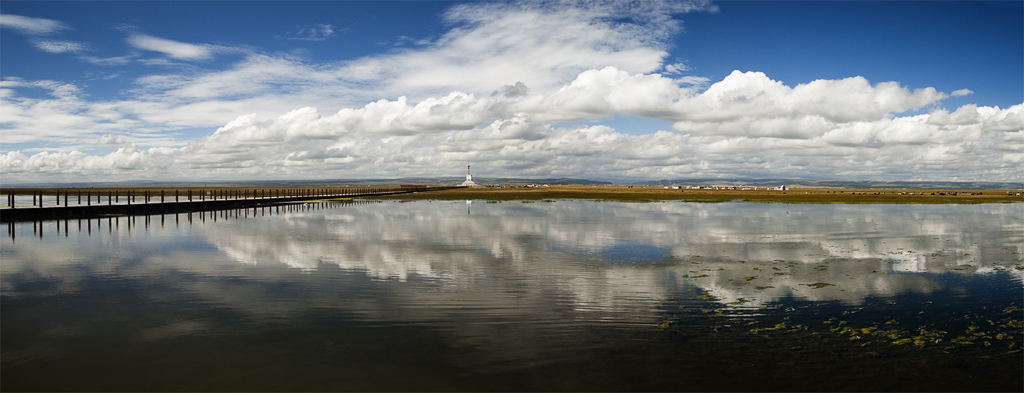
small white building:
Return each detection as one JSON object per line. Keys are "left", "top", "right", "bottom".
{"left": 460, "top": 165, "right": 479, "bottom": 187}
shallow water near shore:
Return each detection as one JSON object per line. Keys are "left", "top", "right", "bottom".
{"left": 2, "top": 200, "right": 1022, "bottom": 391}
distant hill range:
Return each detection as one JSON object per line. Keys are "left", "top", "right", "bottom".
{"left": 4, "top": 177, "right": 1021, "bottom": 190}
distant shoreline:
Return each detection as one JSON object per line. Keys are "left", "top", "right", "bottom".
{"left": 369, "top": 185, "right": 1024, "bottom": 204}
{"left": 3, "top": 179, "right": 1021, "bottom": 190}
{"left": 1, "top": 185, "right": 1021, "bottom": 205}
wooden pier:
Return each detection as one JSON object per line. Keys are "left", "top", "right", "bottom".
{"left": 1, "top": 186, "right": 459, "bottom": 222}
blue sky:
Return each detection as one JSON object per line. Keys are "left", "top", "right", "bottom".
{"left": 1, "top": 0, "right": 1021, "bottom": 183}
{"left": 677, "top": 1, "right": 1022, "bottom": 107}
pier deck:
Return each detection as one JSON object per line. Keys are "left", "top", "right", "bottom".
{"left": 1, "top": 186, "right": 457, "bottom": 222}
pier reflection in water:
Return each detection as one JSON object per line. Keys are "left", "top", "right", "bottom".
{"left": 2, "top": 200, "right": 1022, "bottom": 391}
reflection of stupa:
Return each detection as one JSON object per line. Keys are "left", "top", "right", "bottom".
{"left": 460, "top": 165, "right": 479, "bottom": 187}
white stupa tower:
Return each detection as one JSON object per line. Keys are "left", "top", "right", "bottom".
{"left": 460, "top": 165, "right": 479, "bottom": 187}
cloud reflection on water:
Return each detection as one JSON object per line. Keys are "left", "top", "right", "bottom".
{"left": 189, "top": 201, "right": 1023, "bottom": 307}
{"left": 4, "top": 202, "right": 1021, "bottom": 310}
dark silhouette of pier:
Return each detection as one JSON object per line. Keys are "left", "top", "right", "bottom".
{"left": 1, "top": 186, "right": 458, "bottom": 222}
{"left": 5, "top": 199, "right": 384, "bottom": 241}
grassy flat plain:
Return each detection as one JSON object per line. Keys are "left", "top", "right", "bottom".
{"left": 372, "top": 185, "right": 1024, "bottom": 203}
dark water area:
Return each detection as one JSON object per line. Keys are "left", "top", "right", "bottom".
{"left": 2, "top": 201, "right": 1022, "bottom": 391}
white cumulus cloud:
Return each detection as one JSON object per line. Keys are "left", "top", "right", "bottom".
{"left": 1, "top": 13, "right": 90, "bottom": 55}
{"left": 0, "top": 13, "right": 69, "bottom": 35}
{"left": 126, "top": 33, "right": 213, "bottom": 60}
{"left": 3, "top": 66, "right": 1021, "bottom": 183}
{"left": 951, "top": 88, "right": 973, "bottom": 97}
{"left": 278, "top": 24, "right": 336, "bottom": 41}
{"left": 32, "top": 39, "right": 87, "bottom": 54}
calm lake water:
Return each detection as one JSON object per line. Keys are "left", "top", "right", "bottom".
{"left": 2, "top": 200, "right": 1022, "bottom": 391}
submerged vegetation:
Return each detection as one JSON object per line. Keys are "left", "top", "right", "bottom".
{"left": 654, "top": 249, "right": 1023, "bottom": 366}
{"left": 662, "top": 286, "right": 1023, "bottom": 358}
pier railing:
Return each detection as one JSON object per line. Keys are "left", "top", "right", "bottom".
{"left": 1, "top": 186, "right": 460, "bottom": 221}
